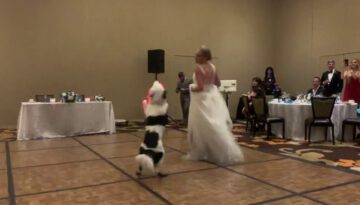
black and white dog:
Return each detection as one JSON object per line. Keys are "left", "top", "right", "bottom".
{"left": 136, "top": 81, "right": 168, "bottom": 177}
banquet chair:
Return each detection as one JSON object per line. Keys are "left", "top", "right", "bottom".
{"left": 304, "top": 97, "right": 336, "bottom": 145}
{"left": 35, "top": 95, "right": 54, "bottom": 102}
{"left": 241, "top": 95, "right": 253, "bottom": 131}
{"left": 265, "top": 95, "right": 274, "bottom": 103}
{"left": 252, "top": 97, "right": 285, "bottom": 140}
{"left": 341, "top": 117, "right": 360, "bottom": 142}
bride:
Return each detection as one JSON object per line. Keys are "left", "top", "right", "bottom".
{"left": 186, "top": 46, "right": 244, "bottom": 166}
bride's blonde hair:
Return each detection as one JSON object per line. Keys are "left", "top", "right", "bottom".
{"left": 199, "top": 46, "right": 212, "bottom": 61}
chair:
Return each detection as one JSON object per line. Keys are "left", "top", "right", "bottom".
{"left": 252, "top": 97, "right": 285, "bottom": 139}
{"left": 265, "top": 95, "right": 274, "bottom": 103}
{"left": 35, "top": 95, "right": 55, "bottom": 102}
{"left": 241, "top": 95, "right": 253, "bottom": 131}
{"left": 304, "top": 97, "right": 336, "bottom": 145}
{"left": 341, "top": 118, "right": 360, "bottom": 142}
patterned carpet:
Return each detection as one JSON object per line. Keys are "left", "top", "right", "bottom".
{"left": 2, "top": 122, "right": 359, "bottom": 173}
{"left": 0, "top": 128, "right": 16, "bottom": 142}
{"left": 117, "top": 121, "right": 360, "bottom": 173}
{"left": 233, "top": 123, "right": 360, "bottom": 173}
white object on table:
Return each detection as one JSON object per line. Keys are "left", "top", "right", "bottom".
{"left": 17, "top": 101, "right": 116, "bottom": 140}
{"left": 219, "top": 80, "right": 237, "bottom": 92}
{"left": 219, "top": 80, "right": 237, "bottom": 107}
{"left": 268, "top": 101, "right": 357, "bottom": 142}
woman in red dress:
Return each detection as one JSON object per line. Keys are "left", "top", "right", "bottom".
{"left": 343, "top": 59, "right": 360, "bottom": 104}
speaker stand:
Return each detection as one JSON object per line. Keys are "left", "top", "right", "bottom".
{"left": 224, "top": 92, "right": 230, "bottom": 107}
{"left": 155, "top": 73, "right": 158, "bottom": 80}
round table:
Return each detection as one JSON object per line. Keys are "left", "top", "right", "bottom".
{"left": 268, "top": 101, "right": 358, "bottom": 142}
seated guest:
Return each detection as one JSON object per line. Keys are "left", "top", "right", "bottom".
{"left": 320, "top": 60, "right": 343, "bottom": 97}
{"left": 247, "top": 77, "right": 265, "bottom": 99}
{"left": 236, "top": 77, "right": 266, "bottom": 120}
{"left": 307, "top": 76, "right": 324, "bottom": 98}
{"left": 263, "top": 66, "right": 278, "bottom": 95}
{"left": 242, "top": 77, "right": 266, "bottom": 115}
{"left": 235, "top": 97, "right": 246, "bottom": 120}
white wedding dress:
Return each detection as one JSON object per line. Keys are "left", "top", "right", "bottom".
{"left": 187, "top": 64, "right": 244, "bottom": 166}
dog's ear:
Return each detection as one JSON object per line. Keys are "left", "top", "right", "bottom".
{"left": 162, "top": 91, "right": 167, "bottom": 99}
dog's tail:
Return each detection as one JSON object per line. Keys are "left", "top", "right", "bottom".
{"left": 135, "top": 154, "right": 155, "bottom": 175}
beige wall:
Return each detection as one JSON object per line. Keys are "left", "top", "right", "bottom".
{"left": 274, "top": 0, "right": 360, "bottom": 95}
{"left": 0, "top": 0, "right": 275, "bottom": 127}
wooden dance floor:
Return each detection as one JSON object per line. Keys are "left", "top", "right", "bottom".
{"left": 1, "top": 129, "right": 360, "bottom": 204}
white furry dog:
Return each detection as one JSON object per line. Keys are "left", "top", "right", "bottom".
{"left": 135, "top": 81, "right": 168, "bottom": 177}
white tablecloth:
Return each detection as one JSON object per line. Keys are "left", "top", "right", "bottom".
{"left": 268, "top": 101, "right": 357, "bottom": 142}
{"left": 17, "top": 101, "right": 116, "bottom": 140}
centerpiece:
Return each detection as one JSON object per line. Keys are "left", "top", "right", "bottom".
{"left": 61, "top": 91, "right": 77, "bottom": 103}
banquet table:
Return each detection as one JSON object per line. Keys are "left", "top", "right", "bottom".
{"left": 17, "top": 101, "right": 116, "bottom": 140}
{"left": 268, "top": 101, "right": 358, "bottom": 142}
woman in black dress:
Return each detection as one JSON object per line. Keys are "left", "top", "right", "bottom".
{"left": 264, "top": 66, "right": 277, "bottom": 95}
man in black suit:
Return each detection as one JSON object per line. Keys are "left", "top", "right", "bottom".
{"left": 320, "top": 60, "right": 343, "bottom": 97}
{"left": 307, "top": 77, "right": 324, "bottom": 97}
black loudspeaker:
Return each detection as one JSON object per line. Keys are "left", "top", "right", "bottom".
{"left": 148, "top": 49, "right": 165, "bottom": 73}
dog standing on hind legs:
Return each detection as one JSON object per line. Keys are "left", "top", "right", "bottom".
{"left": 135, "top": 81, "right": 168, "bottom": 177}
